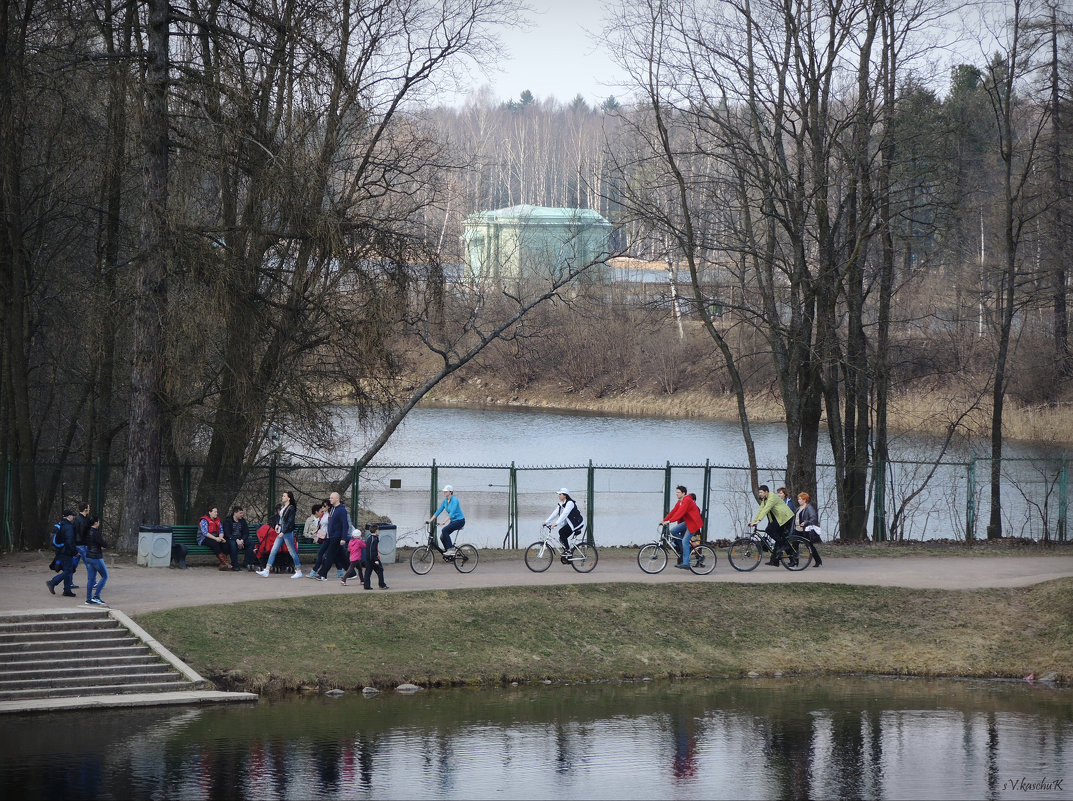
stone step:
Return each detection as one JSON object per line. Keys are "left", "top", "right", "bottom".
{"left": 0, "top": 610, "right": 111, "bottom": 626}
{"left": 0, "top": 625, "right": 125, "bottom": 645}
{"left": 0, "top": 642, "right": 149, "bottom": 663}
{"left": 0, "top": 668, "right": 184, "bottom": 691}
{"left": 8, "top": 654, "right": 164, "bottom": 673}
{"left": 0, "top": 679, "right": 197, "bottom": 701}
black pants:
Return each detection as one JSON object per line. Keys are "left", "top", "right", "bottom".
{"left": 363, "top": 559, "right": 385, "bottom": 588}
{"left": 228, "top": 538, "right": 257, "bottom": 569}
{"left": 342, "top": 558, "right": 364, "bottom": 584}
{"left": 317, "top": 539, "right": 346, "bottom": 578}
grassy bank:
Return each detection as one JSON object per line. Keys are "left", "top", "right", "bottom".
{"left": 136, "top": 577, "right": 1073, "bottom": 694}
{"left": 424, "top": 380, "right": 1073, "bottom": 444}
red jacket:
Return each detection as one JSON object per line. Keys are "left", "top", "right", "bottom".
{"left": 663, "top": 494, "right": 703, "bottom": 534}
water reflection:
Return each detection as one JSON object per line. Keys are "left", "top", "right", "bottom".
{"left": 3, "top": 677, "right": 1070, "bottom": 800}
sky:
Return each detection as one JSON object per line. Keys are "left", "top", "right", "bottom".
{"left": 455, "top": 0, "right": 629, "bottom": 107}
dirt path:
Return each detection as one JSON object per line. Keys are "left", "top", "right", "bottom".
{"left": 4, "top": 551, "right": 1072, "bottom": 617}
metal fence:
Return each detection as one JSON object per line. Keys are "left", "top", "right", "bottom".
{"left": 3, "top": 454, "right": 1069, "bottom": 551}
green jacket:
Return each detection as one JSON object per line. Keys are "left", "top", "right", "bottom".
{"left": 753, "top": 494, "right": 794, "bottom": 526}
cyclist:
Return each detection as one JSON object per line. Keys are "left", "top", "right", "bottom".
{"left": 543, "top": 488, "right": 585, "bottom": 553}
{"left": 749, "top": 484, "right": 795, "bottom": 565}
{"left": 661, "top": 485, "right": 703, "bottom": 569}
{"left": 428, "top": 485, "right": 465, "bottom": 555}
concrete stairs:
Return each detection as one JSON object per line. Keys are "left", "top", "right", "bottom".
{"left": 0, "top": 609, "right": 197, "bottom": 702}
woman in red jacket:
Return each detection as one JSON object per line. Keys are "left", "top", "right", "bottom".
{"left": 661, "top": 485, "right": 703, "bottom": 569}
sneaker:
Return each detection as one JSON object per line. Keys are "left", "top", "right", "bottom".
{"left": 335, "top": 569, "right": 345, "bottom": 578}
{"left": 62, "top": 591, "right": 76, "bottom": 597}
{"left": 90, "top": 597, "right": 108, "bottom": 606}
{"left": 379, "top": 585, "right": 389, "bottom": 590}
{"left": 256, "top": 568, "right": 270, "bottom": 578}
{"left": 316, "top": 575, "right": 328, "bottom": 582}
{"left": 46, "top": 580, "right": 56, "bottom": 595}
{"left": 291, "top": 569, "right": 304, "bottom": 579}
{"left": 306, "top": 571, "right": 319, "bottom": 579}
{"left": 83, "top": 601, "right": 95, "bottom": 607}
{"left": 340, "top": 579, "right": 348, "bottom": 587}
{"left": 443, "top": 547, "right": 456, "bottom": 556}
{"left": 676, "top": 563, "right": 690, "bottom": 569}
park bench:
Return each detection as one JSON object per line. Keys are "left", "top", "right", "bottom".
{"left": 170, "top": 523, "right": 321, "bottom": 570}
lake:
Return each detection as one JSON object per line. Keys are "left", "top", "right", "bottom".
{"left": 280, "top": 407, "right": 1068, "bottom": 548}
{"left": 5, "top": 676, "right": 1069, "bottom": 800}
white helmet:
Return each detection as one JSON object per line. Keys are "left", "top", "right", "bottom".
{"left": 442, "top": 485, "right": 453, "bottom": 493}
{"left": 557, "top": 488, "right": 570, "bottom": 495}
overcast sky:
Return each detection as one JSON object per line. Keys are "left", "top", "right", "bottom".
{"left": 453, "top": 0, "right": 629, "bottom": 107}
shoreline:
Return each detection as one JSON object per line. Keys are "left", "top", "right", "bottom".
{"left": 420, "top": 383, "right": 1073, "bottom": 445}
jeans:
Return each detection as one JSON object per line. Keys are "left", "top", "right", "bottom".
{"left": 48, "top": 555, "right": 75, "bottom": 593}
{"left": 73, "top": 544, "right": 87, "bottom": 573}
{"left": 440, "top": 518, "right": 465, "bottom": 550}
{"left": 84, "top": 557, "right": 108, "bottom": 600}
{"left": 670, "top": 523, "right": 691, "bottom": 565}
{"left": 266, "top": 531, "right": 301, "bottom": 570}
{"left": 316, "top": 538, "right": 346, "bottom": 579}
{"left": 228, "top": 538, "right": 256, "bottom": 569}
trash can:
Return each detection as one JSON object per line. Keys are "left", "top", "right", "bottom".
{"left": 376, "top": 524, "right": 398, "bottom": 563}
{"left": 137, "top": 525, "right": 173, "bottom": 567}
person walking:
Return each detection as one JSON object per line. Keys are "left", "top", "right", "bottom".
{"left": 794, "top": 492, "right": 823, "bottom": 567}
{"left": 362, "top": 523, "right": 389, "bottom": 590}
{"left": 341, "top": 529, "right": 366, "bottom": 587}
{"left": 198, "top": 506, "right": 232, "bottom": 571}
{"left": 71, "top": 501, "right": 91, "bottom": 585}
{"left": 46, "top": 510, "right": 78, "bottom": 597}
{"left": 82, "top": 516, "right": 109, "bottom": 606}
{"left": 257, "top": 491, "right": 304, "bottom": 578}
{"left": 428, "top": 485, "right": 465, "bottom": 555}
{"left": 749, "top": 484, "right": 795, "bottom": 566}
{"left": 661, "top": 485, "right": 703, "bottom": 569}
{"left": 544, "top": 488, "right": 586, "bottom": 554}
{"left": 305, "top": 501, "right": 329, "bottom": 578}
{"left": 315, "top": 492, "right": 349, "bottom": 581}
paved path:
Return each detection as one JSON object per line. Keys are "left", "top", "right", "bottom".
{"left": 4, "top": 551, "right": 1072, "bottom": 617}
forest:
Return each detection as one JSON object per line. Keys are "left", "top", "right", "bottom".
{"left": 1, "top": 0, "right": 1070, "bottom": 549}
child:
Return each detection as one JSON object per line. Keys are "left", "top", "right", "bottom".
{"left": 341, "top": 530, "right": 366, "bottom": 587}
{"left": 362, "top": 523, "right": 389, "bottom": 590}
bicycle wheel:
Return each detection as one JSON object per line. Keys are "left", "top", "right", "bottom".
{"left": 453, "top": 544, "right": 479, "bottom": 573}
{"left": 637, "top": 543, "right": 668, "bottom": 574}
{"left": 728, "top": 537, "right": 762, "bottom": 572}
{"left": 571, "top": 543, "right": 599, "bottom": 573}
{"left": 689, "top": 544, "right": 717, "bottom": 575}
{"left": 410, "top": 545, "right": 436, "bottom": 575}
{"left": 524, "top": 541, "right": 553, "bottom": 573}
{"left": 779, "top": 536, "right": 813, "bottom": 571}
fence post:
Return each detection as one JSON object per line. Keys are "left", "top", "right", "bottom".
{"left": 872, "top": 454, "right": 886, "bottom": 542}
{"left": 352, "top": 460, "right": 360, "bottom": 520}
{"left": 2, "top": 459, "right": 12, "bottom": 550}
{"left": 429, "top": 460, "right": 438, "bottom": 517}
{"left": 966, "top": 456, "right": 976, "bottom": 544}
{"left": 268, "top": 454, "right": 277, "bottom": 520}
{"left": 1059, "top": 457, "right": 1068, "bottom": 543}
{"left": 663, "top": 462, "right": 671, "bottom": 517}
{"left": 508, "top": 462, "right": 518, "bottom": 549}
{"left": 701, "top": 459, "right": 711, "bottom": 541}
{"left": 93, "top": 456, "right": 105, "bottom": 522}
{"left": 587, "top": 459, "right": 595, "bottom": 545}
{"left": 182, "top": 460, "right": 192, "bottom": 524}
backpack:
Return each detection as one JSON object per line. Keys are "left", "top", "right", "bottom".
{"left": 566, "top": 503, "right": 584, "bottom": 530}
{"left": 51, "top": 522, "right": 62, "bottom": 549}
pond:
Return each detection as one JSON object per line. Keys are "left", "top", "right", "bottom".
{"left": 282, "top": 407, "right": 1069, "bottom": 547}
{"left": 5, "top": 676, "right": 1069, "bottom": 800}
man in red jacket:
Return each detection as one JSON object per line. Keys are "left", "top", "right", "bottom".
{"left": 661, "top": 485, "right": 703, "bottom": 569}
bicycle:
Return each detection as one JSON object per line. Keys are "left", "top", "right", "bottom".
{"left": 727, "top": 525, "right": 812, "bottom": 572}
{"left": 409, "top": 522, "right": 479, "bottom": 575}
{"left": 524, "top": 527, "right": 598, "bottom": 573}
{"left": 636, "top": 524, "right": 717, "bottom": 575}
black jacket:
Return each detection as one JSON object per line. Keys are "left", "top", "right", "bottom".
{"left": 73, "top": 513, "right": 90, "bottom": 547}
{"left": 55, "top": 518, "right": 76, "bottom": 557}
{"left": 276, "top": 504, "right": 296, "bottom": 535}
{"left": 85, "top": 527, "right": 106, "bottom": 560}
{"left": 363, "top": 533, "right": 380, "bottom": 564}
{"left": 222, "top": 515, "right": 249, "bottom": 542}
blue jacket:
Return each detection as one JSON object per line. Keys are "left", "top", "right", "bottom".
{"left": 326, "top": 503, "right": 350, "bottom": 539}
{"left": 433, "top": 495, "right": 464, "bottom": 522}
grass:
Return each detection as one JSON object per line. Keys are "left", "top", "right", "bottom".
{"left": 136, "top": 577, "right": 1073, "bottom": 695}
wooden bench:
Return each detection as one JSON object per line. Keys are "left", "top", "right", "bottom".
{"left": 170, "top": 523, "right": 321, "bottom": 569}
